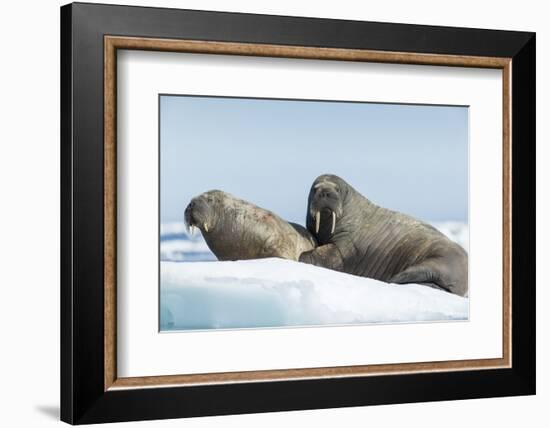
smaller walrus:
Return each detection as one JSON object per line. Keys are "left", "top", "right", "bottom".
{"left": 299, "top": 174, "right": 468, "bottom": 296}
{"left": 184, "top": 190, "right": 317, "bottom": 261}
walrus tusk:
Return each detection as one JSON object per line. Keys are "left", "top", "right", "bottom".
{"left": 331, "top": 211, "right": 336, "bottom": 234}
{"left": 203, "top": 223, "right": 209, "bottom": 233}
{"left": 315, "top": 211, "right": 320, "bottom": 234}
{"left": 189, "top": 224, "right": 195, "bottom": 236}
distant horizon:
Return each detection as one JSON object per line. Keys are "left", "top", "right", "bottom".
{"left": 160, "top": 95, "right": 468, "bottom": 224}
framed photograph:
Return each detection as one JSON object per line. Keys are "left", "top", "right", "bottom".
{"left": 60, "top": 2, "right": 535, "bottom": 424}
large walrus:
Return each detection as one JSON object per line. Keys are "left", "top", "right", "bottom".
{"left": 184, "top": 190, "right": 317, "bottom": 261}
{"left": 298, "top": 174, "right": 468, "bottom": 296}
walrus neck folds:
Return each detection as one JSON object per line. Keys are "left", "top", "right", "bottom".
{"left": 335, "top": 193, "right": 378, "bottom": 239}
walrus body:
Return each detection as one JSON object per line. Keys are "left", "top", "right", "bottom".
{"left": 298, "top": 175, "right": 468, "bottom": 296}
{"left": 184, "top": 190, "right": 317, "bottom": 261}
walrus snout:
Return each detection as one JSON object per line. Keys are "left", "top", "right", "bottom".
{"left": 309, "top": 186, "right": 342, "bottom": 238}
{"left": 184, "top": 196, "right": 213, "bottom": 235}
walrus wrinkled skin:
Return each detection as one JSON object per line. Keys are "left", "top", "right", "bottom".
{"left": 298, "top": 174, "right": 468, "bottom": 296}
{"left": 184, "top": 190, "right": 317, "bottom": 261}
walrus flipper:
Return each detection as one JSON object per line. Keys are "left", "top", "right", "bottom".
{"left": 390, "top": 256, "right": 467, "bottom": 296}
{"left": 390, "top": 265, "right": 442, "bottom": 289}
{"left": 299, "top": 244, "right": 344, "bottom": 272}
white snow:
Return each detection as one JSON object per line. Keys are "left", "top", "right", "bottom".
{"left": 159, "top": 220, "right": 469, "bottom": 331}
{"left": 160, "top": 258, "right": 468, "bottom": 331}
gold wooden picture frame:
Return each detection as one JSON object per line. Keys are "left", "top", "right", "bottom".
{"left": 104, "top": 36, "right": 511, "bottom": 391}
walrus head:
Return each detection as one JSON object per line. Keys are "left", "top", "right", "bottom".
{"left": 306, "top": 174, "right": 349, "bottom": 244}
{"left": 184, "top": 190, "right": 224, "bottom": 236}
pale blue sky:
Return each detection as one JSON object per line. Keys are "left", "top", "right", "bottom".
{"left": 160, "top": 95, "right": 468, "bottom": 225}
